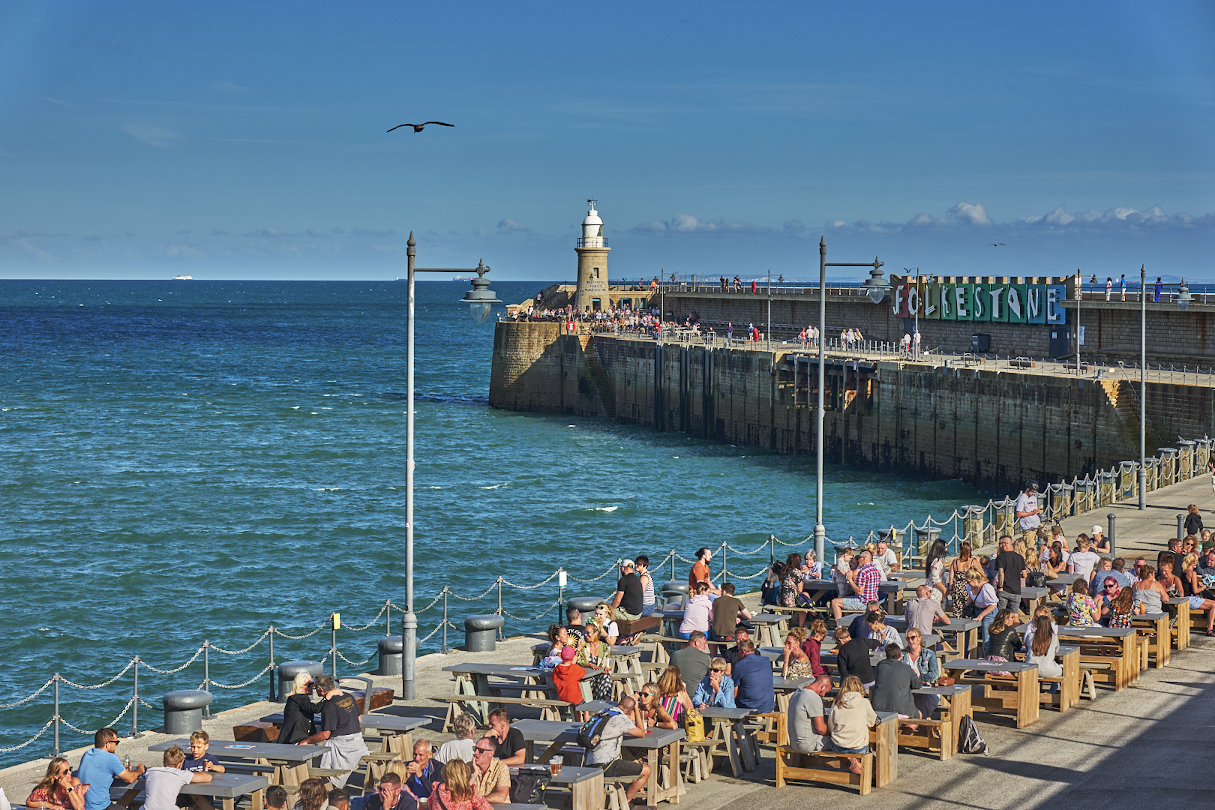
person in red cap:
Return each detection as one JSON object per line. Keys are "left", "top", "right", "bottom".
{"left": 551, "top": 647, "right": 587, "bottom": 705}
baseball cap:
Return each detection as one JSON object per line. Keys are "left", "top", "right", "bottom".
{"left": 1025, "top": 480, "right": 1038, "bottom": 491}
{"left": 1092, "top": 525, "right": 1103, "bottom": 535}
{"left": 560, "top": 647, "right": 576, "bottom": 661}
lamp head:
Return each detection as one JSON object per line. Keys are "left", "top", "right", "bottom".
{"left": 460, "top": 260, "right": 500, "bottom": 323}
{"left": 862, "top": 264, "right": 888, "bottom": 304}
{"left": 1177, "top": 279, "right": 1192, "bottom": 312}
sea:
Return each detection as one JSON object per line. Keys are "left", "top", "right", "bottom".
{"left": 0, "top": 279, "right": 983, "bottom": 765}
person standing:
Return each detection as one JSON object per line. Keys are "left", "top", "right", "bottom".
{"left": 1154, "top": 277, "right": 1162, "bottom": 302}
{"left": 993, "top": 535, "right": 1027, "bottom": 614}
{"left": 1120, "top": 274, "right": 1127, "bottom": 301}
{"left": 298, "top": 675, "right": 369, "bottom": 788}
{"left": 688, "top": 547, "right": 718, "bottom": 594}
{"left": 1015, "top": 481, "right": 1042, "bottom": 545}
{"left": 726, "top": 322, "right": 733, "bottom": 346}
{"left": 610, "top": 559, "right": 644, "bottom": 621}
{"left": 635, "top": 555, "right": 657, "bottom": 617}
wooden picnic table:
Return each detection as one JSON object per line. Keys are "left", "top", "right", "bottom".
{"left": 869, "top": 712, "right": 899, "bottom": 788}
{"left": 258, "top": 713, "right": 430, "bottom": 759}
{"left": 773, "top": 577, "right": 922, "bottom": 616}
{"left": 884, "top": 616, "right": 980, "bottom": 658}
{"left": 511, "top": 719, "right": 684, "bottom": 807}
{"left": 911, "top": 684, "right": 971, "bottom": 756}
{"left": 772, "top": 677, "right": 812, "bottom": 713}
{"left": 1165, "top": 596, "right": 1191, "bottom": 649}
{"left": 531, "top": 644, "right": 647, "bottom": 695}
{"left": 744, "top": 613, "right": 790, "bottom": 647}
{"left": 148, "top": 739, "right": 327, "bottom": 787}
{"left": 1051, "top": 625, "right": 1139, "bottom": 691}
{"left": 939, "top": 659, "right": 1040, "bottom": 728}
{"left": 1132, "top": 611, "right": 1171, "bottom": 668}
{"left": 510, "top": 765, "right": 602, "bottom": 810}
{"left": 111, "top": 772, "right": 269, "bottom": 810}
{"left": 698, "top": 706, "right": 757, "bottom": 776}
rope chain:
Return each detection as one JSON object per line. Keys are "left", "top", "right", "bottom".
{"left": 502, "top": 598, "right": 563, "bottom": 622}
{"left": 208, "top": 630, "right": 272, "bottom": 656}
{"left": 335, "top": 650, "right": 376, "bottom": 667}
{"left": 274, "top": 622, "right": 329, "bottom": 640}
{"left": 0, "top": 719, "right": 55, "bottom": 753}
{"left": 342, "top": 602, "right": 391, "bottom": 632}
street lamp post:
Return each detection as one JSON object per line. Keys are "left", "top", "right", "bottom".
{"left": 815, "top": 237, "right": 883, "bottom": 564}
{"left": 1140, "top": 264, "right": 1146, "bottom": 510}
{"left": 401, "top": 232, "right": 499, "bottom": 700}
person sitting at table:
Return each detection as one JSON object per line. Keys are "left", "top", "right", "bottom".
{"left": 902, "top": 628, "right": 941, "bottom": 719}
{"left": 1196, "top": 548, "right": 1215, "bottom": 578}
{"left": 777, "top": 552, "right": 813, "bottom": 627}
{"left": 1023, "top": 604, "right": 1058, "bottom": 647}
{"left": 781, "top": 627, "right": 815, "bottom": 678}
{"left": 546, "top": 623, "right": 572, "bottom": 657}
{"left": 577, "top": 623, "right": 614, "bottom": 701}
{"left": 1026, "top": 614, "right": 1062, "bottom": 680}
{"left": 436, "top": 713, "right": 478, "bottom": 765}
{"left": 144, "top": 745, "right": 211, "bottom": 810}
{"left": 871, "top": 643, "right": 923, "bottom": 727}
{"left": 1043, "top": 544, "right": 1068, "bottom": 589}
{"left": 585, "top": 696, "right": 650, "bottom": 804}
{"left": 293, "top": 778, "right": 330, "bottom": 810}
{"left": 485, "top": 709, "right": 526, "bottom": 766}
{"left": 326, "top": 790, "right": 349, "bottom": 810}
{"left": 709, "top": 582, "right": 751, "bottom": 641}
{"left": 1157, "top": 553, "right": 1185, "bottom": 596}
{"left": 404, "top": 740, "right": 440, "bottom": 799}
{"left": 965, "top": 569, "right": 999, "bottom": 644}
{"left": 984, "top": 609, "right": 1023, "bottom": 661}
{"left": 831, "top": 550, "right": 880, "bottom": 622}
{"left": 1181, "top": 554, "right": 1215, "bottom": 636}
{"left": 298, "top": 675, "right": 368, "bottom": 788}
{"left": 1132, "top": 564, "right": 1168, "bottom": 613}
{"left": 564, "top": 605, "right": 589, "bottom": 644}
{"left": 679, "top": 582, "right": 715, "bottom": 640}
{"left": 833, "top": 627, "right": 875, "bottom": 688}
{"left": 1090, "top": 524, "right": 1112, "bottom": 555}
{"left": 77, "top": 727, "right": 144, "bottom": 810}
{"left": 1089, "top": 557, "right": 1125, "bottom": 592}
{"left": 469, "top": 738, "right": 511, "bottom": 803}
{"left": 1094, "top": 576, "right": 1122, "bottom": 625}
{"left": 905, "top": 585, "right": 951, "bottom": 638}
{"left": 361, "top": 774, "right": 416, "bottom": 810}
{"left": 731, "top": 640, "right": 775, "bottom": 712}
{"left": 801, "top": 619, "right": 831, "bottom": 677}
{"left": 692, "top": 657, "right": 736, "bottom": 709}
{"left": 1159, "top": 540, "right": 1185, "bottom": 582}
{"left": 656, "top": 665, "right": 694, "bottom": 722}
{"left": 282, "top": 672, "right": 324, "bottom": 744}
{"left": 1064, "top": 580, "right": 1100, "bottom": 627}
{"left": 847, "top": 601, "right": 883, "bottom": 640}
{"left": 26, "top": 757, "right": 85, "bottom": 810}
{"left": 787, "top": 675, "right": 833, "bottom": 754}
{"left": 865, "top": 611, "right": 903, "bottom": 652}
{"left": 670, "top": 630, "right": 711, "bottom": 693}
{"left": 182, "top": 730, "right": 225, "bottom": 777}
{"left": 1183, "top": 534, "right": 1198, "bottom": 561}
{"left": 264, "top": 786, "right": 287, "bottom": 810}
{"left": 430, "top": 759, "right": 490, "bottom": 810}
{"left": 827, "top": 676, "right": 877, "bottom": 775}
{"left": 593, "top": 601, "right": 621, "bottom": 645}
{"left": 1104, "top": 581, "right": 1135, "bottom": 629}
{"left": 638, "top": 681, "right": 679, "bottom": 729}
{"left": 721, "top": 627, "right": 750, "bottom": 675}
{"left": 1069, "top": 535, "right": 1102, "bottom": 585}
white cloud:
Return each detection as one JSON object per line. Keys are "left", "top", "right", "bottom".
{"left": 633, "top": 213, "right": 772, "bottom": 235}
{"left": 243, "top": 227, "right": 287, "bottom": 237}
{"left": 946, "top": 202, "right": 993, "bottom": 226}
{"left": 498, "top": 218, "right": 530, "bottom": 232}
{"left": 1016, "top": 204, "right": 1215, "bottom": 230}
{"left": 120, "top": 124, "right": 182, "bottom": 148}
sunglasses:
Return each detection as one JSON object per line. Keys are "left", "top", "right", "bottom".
{"left": 475, "top": 748, "right": 494, "bottom": 754}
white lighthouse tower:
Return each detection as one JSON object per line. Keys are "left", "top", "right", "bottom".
{"left": 574, "top": 199, "right": 610, "bottom": 313}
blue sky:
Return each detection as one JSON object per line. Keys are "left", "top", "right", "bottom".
{"left": 1, "top": 1, "right": 1212, "bottom": 282}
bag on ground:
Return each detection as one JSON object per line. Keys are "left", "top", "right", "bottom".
{"left": 957, "top": 715, "right": 987, "bottom": 755}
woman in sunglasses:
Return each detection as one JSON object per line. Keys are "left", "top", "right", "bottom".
{"left": 27, "top": 758, "right": 86, "bottom": 810}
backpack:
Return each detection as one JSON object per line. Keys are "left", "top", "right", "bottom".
{"left": 1026, "top": 571, "right": 1046, "bottom": 588}
{"left": 509, "top": 766, "right": 551, "bottom": 804}
{"left": 683, "top": 708, "right": 705, "bottom": 743}
{"left": 957, "top": 715, "right": 987, "bottom": 755}
{"left": 576, "top": 709, "right": 619, "bottom": 750}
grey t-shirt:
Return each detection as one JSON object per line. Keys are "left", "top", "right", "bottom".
{"left": 904, "top": 597, "right": 947, "bottom": 638}
{"left": 145, "top": 767, "right": 194, "bottom": 810}
{"left": 787, "top": 688, "right": 825, "bottom": 753}
{"left": 586, "top": 711, "right": 636, "bottom": 765}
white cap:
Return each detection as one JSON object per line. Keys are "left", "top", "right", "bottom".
{"left": 1092, "top": 524, "right": 1103, "bottom": 535}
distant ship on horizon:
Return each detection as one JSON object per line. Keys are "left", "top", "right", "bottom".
{"left": 172, "top": 275, "right": 193, "bottom": 280}
{"left": 395, "top": 275, "right": 472, "bottom": 282}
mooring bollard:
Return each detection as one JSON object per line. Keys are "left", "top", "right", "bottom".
{"left": 162, "top": 690, "right": 213, "bottom": 735}
{"left": 276, "top": 660, "right": 323, "bottom": 704}
{"left": 464, "top": 614, "right": 505, "bottom": 652}
{"left": 377, "top": 636, "right": 404, "bottom": 676}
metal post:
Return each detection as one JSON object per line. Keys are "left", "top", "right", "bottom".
{"left": 814, "top": 238, "right": 827, "bottom": 566}
{"left": 330, "top": 616, "right": 338, "bottom": 679}
{"left": 671, "top": 550, "right": 676, "bottom": 581}
{"left": 268, "top": 628, "right": 276, "bottom": 702}
{"left": 130, "top": 659, "right": 138, "bottom": 738}
{"left": 1139, "top": 264, "right": 1147, "bottom": 510}
{"left": 769, "top": 535, "right": 775, "bottom": 568}
{"left": 1107, "top": 513, "right": 1117, "bottom": 557}
{"left": 1177, "top": 513, "right": 1185, "bottom": 543}
{"left": 1076, "top": 270, "right": 1081, "bottom": 376}
{"left": 53, "top": 674, "right": 60, "bottom": 758}
{"left": 767, "top": 268, "right": 772, "bottom": 351}
{"left": 403, "top": 232, "right": 418, "bottom": 700}
{"left": 557, "top": 580, "right": 564, "bottom": 626}
{"left": 721, "top": 544, "right": 728, "bottom": 583}
{"left": 202, "top": 643, "right": 210, "bottom": 718}
{"left": 497, "top": 578, "right": 504, "bottom": 640}
{"left": 386, "top": 601, "right": 391, "bottom": 636}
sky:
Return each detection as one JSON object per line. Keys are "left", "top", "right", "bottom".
{"left": 1, "top": 1, "right": 1213, "bottom": 282}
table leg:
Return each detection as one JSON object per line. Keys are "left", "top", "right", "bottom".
{"left": 252, "top": 788, "right": 264, "bottom": 810}
{"left": 871, "top": 721, "right": 897, "bottom": 788}
{"left": 1015, "top": 669, "right": 1040, "bottom": 728}
{"left": 719, "top": 720, "right": 742, "bottom": 777}
{"left": 571, "top": 772, "right": 602, "bottom": 810}
{"left": 733, "top": 720, "right": 757, "bottom": 772}
{"left": 1157, "top": 616, "right": 1170, "bottom": 667}
{"left": 1061, "top": 652, "right": 1078, "bottom": 710}
{"left": 646, "top": 748, "right": 660, "bottom": 807}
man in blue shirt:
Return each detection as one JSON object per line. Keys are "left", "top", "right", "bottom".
{"left": 731, "top": 640, "right": 775, "bottom": 713}
{"left": 77, "top": 728, "right": 145, "bottom": 810}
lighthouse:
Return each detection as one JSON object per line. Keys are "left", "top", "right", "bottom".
{"left": 574, "top": 199, "right": 610, "bottom": 313}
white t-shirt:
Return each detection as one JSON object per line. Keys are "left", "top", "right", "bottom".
{"left": 145, "top": 767, "right": 194, "bottom": 810}
{"left": 1069, "top": 551, "right": 1101, "bottom": 583}
{"left": 874, "top": 549, "right": 899, "bottom": 578}
{"left": 1015, "top": 492, "right": 1040, "bottom": 531}
{"left": 971, "top": 583, "right": 997, "bottom": 609}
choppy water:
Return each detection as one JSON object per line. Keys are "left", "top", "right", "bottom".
{"left": 0, "top": 280, "right": 982, "bottom": 765}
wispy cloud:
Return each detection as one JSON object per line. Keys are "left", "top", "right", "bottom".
{"left": 632, "top": 213, "right": 770, "bottom": 235}
{"left": 354, "top": 228, "right": 395, "bottom": 237}
{"left": 212, "top": 81, "right": 248, "bottom": 95}
{"left": 120, "top": 124, "right": 182, "bottom": 148}
{"left": 243, "top": 227, "right": 288, "bottom": 237}
{"left": 212, "top": 228, "right": 230, "bottom": 236}
{"left": 498, "top": 218, "right": 530, "bottom": 233}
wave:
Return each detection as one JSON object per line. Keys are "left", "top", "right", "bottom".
{"left": 593, "top": 506, "right": 619, "bottom": 512}
{"left": 378, "top": 391, "right": 489, "bottom": 405}
{"left": 478, "top": 484, "right": 506, "bottom": 490}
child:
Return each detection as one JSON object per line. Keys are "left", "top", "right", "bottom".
{"left": 264, "top": 786, "right": 288, "bottom": 810}
{"left": 182, "top": 731, "right": 225, "bottom": 775}
{"left": 327, "top": 790, "right": 350, "bottom": 810}
{"left": 550, "top": 646, "right": 587, "bottom": 704}
{"left": 146, "top": 746, "right": 211, "bottom": 810}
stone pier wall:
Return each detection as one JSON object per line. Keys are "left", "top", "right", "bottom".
{"left": 489, "top": 322, "right": 1215, "bottom": 493}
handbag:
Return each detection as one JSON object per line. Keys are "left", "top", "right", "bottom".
{"left": 683, "top": 707, "right": 705, "bottom": 743}
{"left": 510, "top": 767, "right": 551, "bottom": 804}
{"left": 1027, "top": 571, "right": 1046, "bottom": 588}
{"left": 936, "top": 676, "right": 955, "bottom": 687}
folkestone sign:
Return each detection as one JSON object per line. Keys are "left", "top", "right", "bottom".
{"left": 889, "top": 278, "right": 1068, "bottom": 324}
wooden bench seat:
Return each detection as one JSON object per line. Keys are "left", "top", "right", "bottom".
{"left": 775, "top": 747, "right": 874, "bottom": 795}
{"left": 616, "top": 616, "right": 661, "bottom": 637}
{"left": 894, "top": 717, "right": 951, "bottom": 761}
{"left": 430, "top": 694, "right": 573, "bottom": 729}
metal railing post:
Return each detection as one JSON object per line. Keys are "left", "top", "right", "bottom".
{"left": 53, "top": 674, "right": 60, "bottom": 758}
{"left": 442, "top": 589, "right": 450, "bottom": 653}
{"left": 386, "top": 600, "right": 391, "bottom": 636}
{"left": 721, "top": 544, "right": 728, "bottom": 583}
{"left": 267, "top": 627, "right": 277, "bottom": 701}
{"left": 330, "top": 615, "right": 338, "bottom": 679}
{"left": 202, "top": 642, "right": 211, "bottom": 718}
{"left": 130, "top": 659, "right": 139, "bottom": 738}
{"left": 770, "top": 535, "right": 775, "bottom": 569}
{"left": 497, "top": 578, "right": 504, "bottom": 640}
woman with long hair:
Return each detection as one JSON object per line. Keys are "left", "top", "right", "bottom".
{"left": 781, "top": 627, "right": 814, "bottom": 678}
{"left": 656, "top": 665, "right": 693, "bottom": 722}
{"left": 1132, "top": 564, "right": 1168, "bottom": 613}
{"left": 828, "top": 676, "right": 876, "bottom": 775}
{"left": 294, "top": 779, "right": 329, "bottom": 810}
{"left": 577, "top": 623, "right": 614, "bottom": 700}
{"left": 546, "top": 623, "right": 571, "bottom": 656}
{"left": 26, "top": 758, "right": 84, "bottom": 810}
{"left": 801, "top": 619, "right": 830, "bottom": 677}
{"left": 592, "top": 601, "right": 620, "bottom": 645}
{"left": 1026, "top": 615, "right": 1062, "bottom": 678}
{"left": 965, "top": 568, "right": 998, "bottom": 642}
{"left": 903, "top": 628, "right": 941, "bottom": 719}
{"left": 985, "top": 609, "right": 1023, "bottom": 661}
{"left": 777, "top": 552, "right": 810, "bottom": 627}
{"left": 433, "top": 758, "right": 491, "bottom": 810}
{"left": 1181, "top": 553, "right": 1215, "bottom": 636}
{"left": 925, "top": 538, "right": 948, "bottom": 603}
{"left": 948, "top": 542, "right": 974, "bottom": 617}
{"left": 1105, "top": 583, "right": 1135, "bottom": 629}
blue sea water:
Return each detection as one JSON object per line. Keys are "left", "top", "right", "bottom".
{"left": 0, "top": 279, "right": 982, "bottom": 764}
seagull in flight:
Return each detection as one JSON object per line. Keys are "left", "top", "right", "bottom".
{"left": 990, "top": 242, "right": 1006, "bottom": 247}
{"left": 387, "top": 122, "right": 455, "bottom": 133}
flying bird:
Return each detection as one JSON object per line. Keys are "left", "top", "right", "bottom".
{"left": 990, "top": 242, "right": 1006, "bottom": 247}
{"left": 387, "top": 122, "right": 455, "bottom": 133}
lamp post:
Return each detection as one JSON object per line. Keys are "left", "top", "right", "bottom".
{"left": 1140, "top": 264, "right": 1146, "bottom": 510}
{"left": 401, "top": 232, "right": 500, "bottom": 700}
{"left": 815, "top": 237, "right": 883, "bottom": 564}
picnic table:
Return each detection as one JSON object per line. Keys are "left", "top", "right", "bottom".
{"left": 258, "top": 713, "right": 430, "bottom": 759}
{"left": 1132, "top": 611, "right": 1171, "bottom": 668}
{"left": 939, "top": 659, "right": 1040, "bottom": 728}
{"left": 111, "top": 773, "right": 269, "bottom": 810}
{"left": 769, "top": 577, "right": 922, "bottom": 617}
{"left": 439, "top": 662, "right": 598, "bottom": 727}
{"left": 869, "top": 712, "right": 900, "bottom": 788}
{"left": 745, "top": 613, "right": 790, "bottom": 647}
{"left": 698, "top": 707, "right": 757, "bottom": 776}
{"left": 1051, "top": 625, "right": 1139, "bottom": 691}
{"left": 884, "top": 616, "right": 979, "bottom": 658}
{"left": 911, "top": 684, "right": 972, "bottom": 756}
{"left": 530, "top": 644, "right": 646, "bottom": 695}
{"left": 511, "top": 719, "right": 685, "bottom": 807}
{"left": 148, "top": 739, "right": 328, "bottom": 787}
{"left": 511, "top": 765, "right": 602, "bottom": 810}
{"left": 1165, "top": 596, "right": 1191, "bottom": 649}
{"left": 772, "top": 676, "right": 812, "bottom": 713}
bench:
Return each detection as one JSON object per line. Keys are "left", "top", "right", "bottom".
{"left": 775, "top": 748, "right": 875, "bottom": 795}
{"left": 1008, "top": 358, "right": 1035, "bottom": 368}
{"left": 616, "top": 616, "right": 661, "bottom": 638}
{"left": 1079, "top": 662, "right": 1111, "bottom": 700}
{"left": 430, "top": 694, "right": 573, "bottom": 729}
{"left": 895, "top": 717, "right": 951, "bottom": 761}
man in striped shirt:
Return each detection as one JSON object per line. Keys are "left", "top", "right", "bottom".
{"left": 830, "top": 550, "right": 881, "bottom": 621}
